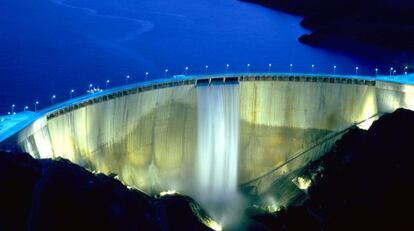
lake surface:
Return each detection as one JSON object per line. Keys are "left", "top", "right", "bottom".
{"left": 0, "top": 0, "right": 388, "bottom": 113}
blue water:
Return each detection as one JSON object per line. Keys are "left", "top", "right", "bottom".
{"left": 0, "top": 0, "right": 390, "bottom": 113}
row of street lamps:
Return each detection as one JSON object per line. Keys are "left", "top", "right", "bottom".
{"left": 154, "top": 63, "right": 409, "bottom": 76}
{"left": 4, "top": 64, "right": 410, "bottom": 115}
{"left": 8, "top": 101, "right": 39, "bottom": 115}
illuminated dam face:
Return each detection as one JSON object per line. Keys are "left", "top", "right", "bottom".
{"left": 2, "top": 74, "right": 414, "bottom": 208}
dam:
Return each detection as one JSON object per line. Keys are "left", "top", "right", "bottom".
{"left": 1, "top": 73, "right": 414, "bottom": 210}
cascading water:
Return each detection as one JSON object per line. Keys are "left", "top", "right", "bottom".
{"left": 195, "top": 82, "right": 240, "bottom": 205}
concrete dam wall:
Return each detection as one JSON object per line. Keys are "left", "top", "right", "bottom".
{"left": 2, "top": 74, "right": 414, "bottom": 199}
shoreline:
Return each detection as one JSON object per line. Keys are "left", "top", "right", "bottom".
{"left": 240, "top": 0, "right": 414, "bottom": 67}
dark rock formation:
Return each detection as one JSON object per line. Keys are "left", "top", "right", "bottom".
{"left": 241, "top": 0, "right": 414, "bottom": 59}
{"left": 0, "top": 152, "right": 213, "bottom": 231}
{"left": 248, "top": 108, "right": 414, "bottom": 230}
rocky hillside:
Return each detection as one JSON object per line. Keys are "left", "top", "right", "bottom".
{"left": 0, "top": 152, "right": 216, "bottom": 231}
{"left": 248, "top": 108, "right": 414, "bottom": 230}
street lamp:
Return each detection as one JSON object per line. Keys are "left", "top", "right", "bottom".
{"left": 333, "top": 65, "right": 337, "bottom": 75}
{"left": 268, "top": 63, "right": 272, "bottom": 73}
{"left": 247, "top": 63, "right": 250, "bottom": 72}
{"left": 51, "top": 95, "right": 56, "bottom": 105}
{"left": 375, "top": 68, "right": 379, "bottom": 76}
{"left": 405, "top": 66, "right": 408, "bottom": 75}
{"left": 390, "top": 67, "right": 394, "bottom": 76}
{"left": 106, "top": 80, "right": 110, "bottom": 89}
{"left": 311, "top": 64, "right": 315, "bottom": 74}
{"left": 226, "top": 64, "right": 230, "bottom": 73}
{"left": 185, "top": 67, "right": 189, "bottom": 75}
{"left": 125, "top": 75, "right": 130, "bottom": 85}
{"left": 89, "top": 84, "right": 93, "bottom": 90}
{"left": 24, "top": 106, "right": 28, "bottom": 112}
{"left": 355, "top": 66, "right": 359, "bottom": 76}
{"left": 289, "top": 64, "right": 293, "bottom": 73}
{"left": 70, "top": 89, "right": 75, "bottom": 99}
{"left": 145, "top": 72, "right": 149, "bottom": 79}
{"left": 11, "top": 104, "right": 15, "bottom": 114}
{"left": 205, "top": 65, "right": 209, "bottom": 73}
{"left": 34, "top": 101, "right": 39, "bottom": 112}
{"left": 164, "top": 69, "right": 169, "bottom": 77}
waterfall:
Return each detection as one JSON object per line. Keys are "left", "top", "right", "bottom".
{"left": 196, "top": 82, "right": 240, "bottom": 203}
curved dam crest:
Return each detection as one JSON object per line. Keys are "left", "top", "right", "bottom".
{"left": 1, "top": 73, "right": 414, "bottom": 205}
